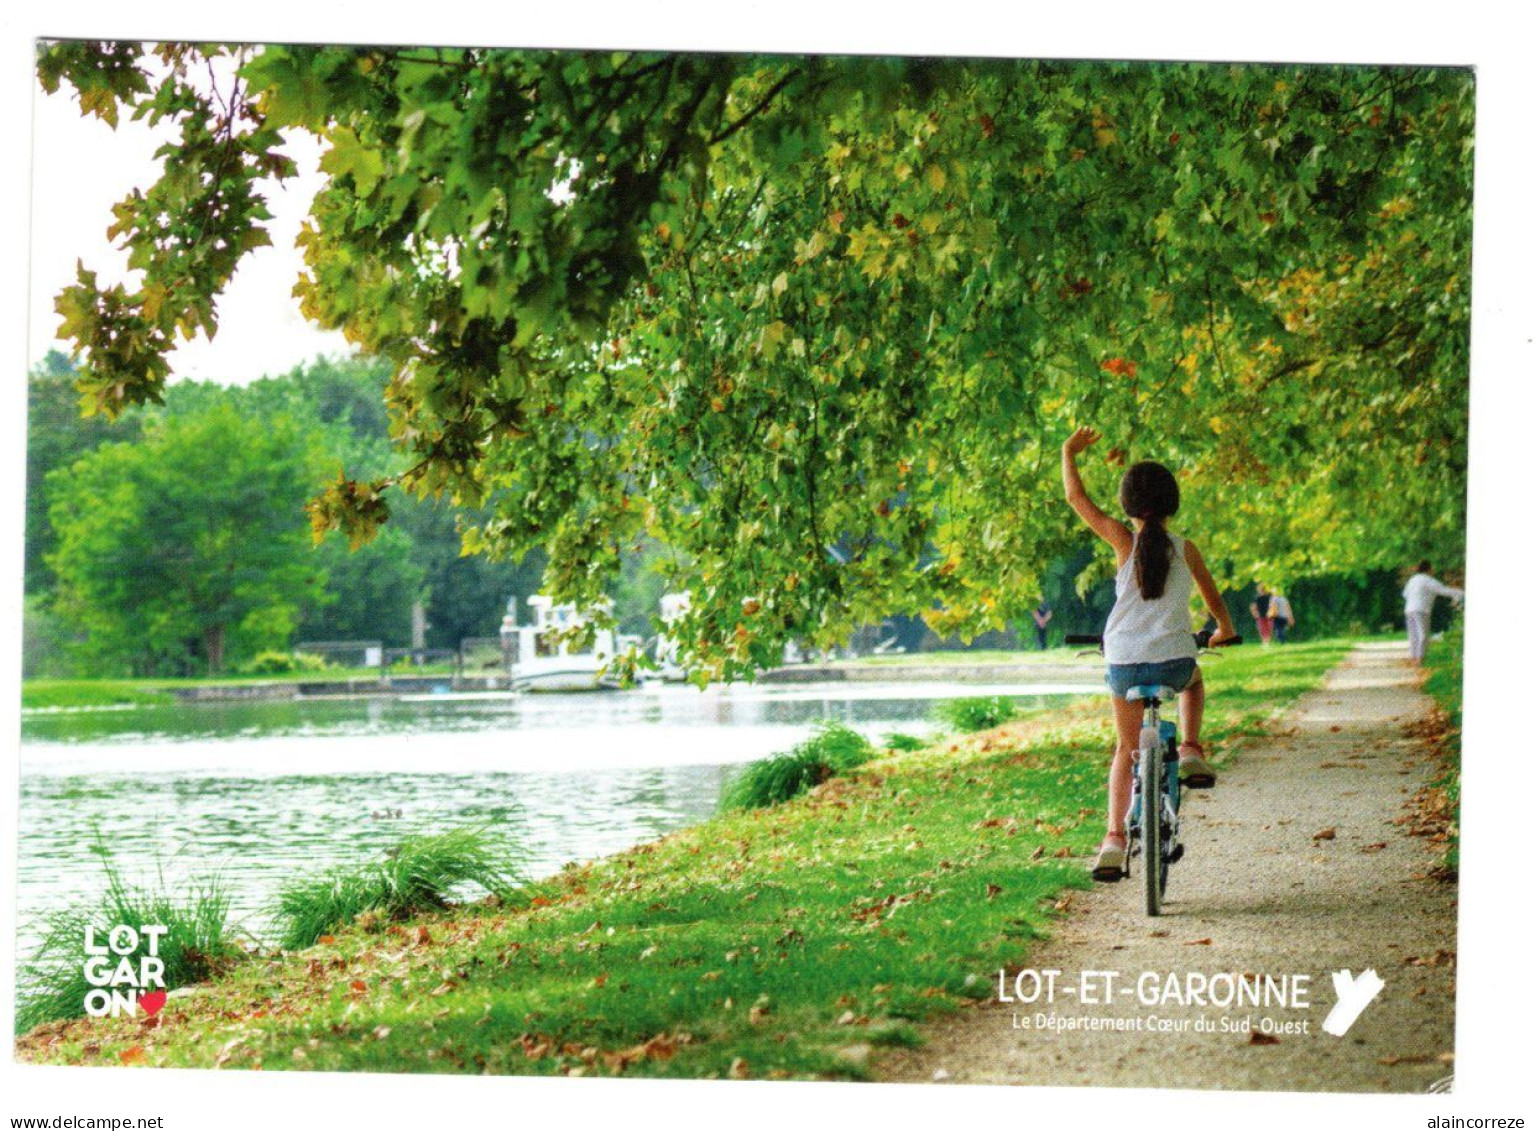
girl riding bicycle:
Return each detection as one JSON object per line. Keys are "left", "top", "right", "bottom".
{"left": 1061, "top": 427, "right": 1239, "bottom": 881}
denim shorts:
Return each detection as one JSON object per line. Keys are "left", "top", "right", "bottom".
{"left": 1105, "top": 657, "right": 1198, "bottom": 700}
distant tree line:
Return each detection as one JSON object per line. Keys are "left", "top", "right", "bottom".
{"left": 25, "top": 353, "right": 565, "bottom": 677}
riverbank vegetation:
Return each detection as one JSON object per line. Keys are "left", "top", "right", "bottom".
{"left": 1416, "top": 620, "right": 1464, "bottom": 875}
{"left": 20, "top": 680, "right": 178, "bottom": 711}
{"left": 935, "top": 696, "right": 1021, "bottom": 733}
{"left": 723, "top": 723, "right": 877, "bottom": 810}
{"left": 275, "top": 828, "right": 523, "bottom": 951}
{"left": 16, "top": 639, "right": 1352, "bottom": 1075}
{"left": 15, "top": 850, "right": 244, "bottom": 1035}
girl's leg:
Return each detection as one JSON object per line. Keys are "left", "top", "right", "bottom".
{"left": 1178, "top": 671, "right": 1206, "bottom": 746}
{"left": 1176, "top": 671, "right": 1217, "bottom": 787}
{"left": 1106, "top": 696, "right": 1144, "bottom": 839}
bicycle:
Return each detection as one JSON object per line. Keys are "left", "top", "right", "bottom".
{"left": 1065, "top": 629, "right": 1242, "bottom": 916}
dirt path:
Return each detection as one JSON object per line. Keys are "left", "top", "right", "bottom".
{"left": 876, "top": 642, "right": 1458, "bottom": 1093}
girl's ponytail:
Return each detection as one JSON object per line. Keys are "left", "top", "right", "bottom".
{"left": 1118, "top": 460, "right": 1181, "bottom": 599}
{"left": 1134, "top": 516, "right": 1173, "bottom": 600}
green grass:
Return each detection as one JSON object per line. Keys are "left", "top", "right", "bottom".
{"left": 21, "top": 680, "right": 177, "bottom": 710}
{"left": 275, "top": 828, "right": 524, "bottom": 950}
{"left": 1421, "top": 620, "right": 1464, "bottom": 873}
{"left": 15, "top": 847, "right": 245, "bottom": 1034}
{"left": 16, "top": 638, "right": 1354, "bottom": 1078}
{"left": 881, "top": 732, "right": 928, "bottom": 752}
{"left": 22, "top": 665, "right": 469, "bottom": 710}
{"left": 934, "top": 695, "right": 1020, "bottom": 733}
{"left": 724, "top": 722, "right": 876, "bottom": 809}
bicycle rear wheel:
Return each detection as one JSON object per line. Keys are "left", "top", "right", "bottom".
{"left": 1141, "top": 740, "right": 1163, "bottom": 916}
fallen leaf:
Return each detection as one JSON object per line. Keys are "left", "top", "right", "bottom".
{"left": 1184, "top": 937, "right": 1213, "bottom": 946}
{"left": 118, "top": 1045, "right": 147, "bottom": 1065}
{"left": 729, "top": 1057, "right": 750, "bottom": 1079}
{"left": 1249, "top": 1032, "right": 1280, "bottom": 1045}
{"left": 1312, "top": 827, "right": 1337, "bottom": 841}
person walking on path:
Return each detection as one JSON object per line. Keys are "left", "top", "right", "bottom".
{"left": 1403, "top": 560, "right": 1463, "bottom": 665}
{"left": 1250, "top": 582, "right": 1274, "bottom": 644}
{"left": 1269, "top": 589, "right": 1295, "bottom": 643}
{"left": 1060, "top": 427, "right": 1238, "bottom": 882}
{"left": 1030, "top": 601, "right": 1053, "bottom": 651}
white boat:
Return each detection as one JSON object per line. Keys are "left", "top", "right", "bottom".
{"left": 653, "top": 592, "right": 692, "bottom": 681}
{"left": 502, "top": 596, "right": 631, "bottom": 692}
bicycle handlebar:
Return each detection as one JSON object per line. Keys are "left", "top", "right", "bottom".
{"left": 1063, "top": 632, "right": 1244, "bottom": 649}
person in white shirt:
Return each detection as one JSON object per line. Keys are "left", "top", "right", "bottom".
{"left": 1402, "top": 560, "right": 1463, "bottom": 665}
{"left": 1269, "top": 591, "right": 1295, "bottom": 643}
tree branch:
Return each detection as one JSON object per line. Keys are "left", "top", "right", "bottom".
{"left": 706, "top": 68, "right": 802, "bottom": 147}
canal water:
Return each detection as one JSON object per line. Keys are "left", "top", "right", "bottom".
{"left": 16, "top": 679, "right": 1095, "bottom": 952}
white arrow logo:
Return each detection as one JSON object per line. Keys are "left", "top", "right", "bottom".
{"left": 1322, "top": 969, "right": 1385, "bottom": 1037}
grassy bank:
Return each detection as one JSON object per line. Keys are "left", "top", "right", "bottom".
{"left": 16, "top": 639, "right": 1353, "bottom": 1078}
{"left": 21, "top": 680, "right": 178, "bottom": 711}
{"left": 1418, "top": 621, "right": 1464, "bottom": 874}
{"left": 21, "top": 667, "right": 455, "bottom": 710}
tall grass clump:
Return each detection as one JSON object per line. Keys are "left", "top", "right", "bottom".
{"left": 725, "top": 721, "right": 876, "bottom": 810}
{"left": 274, "top": 827, "right": 521, "bottom": 950}
{"left": 882, "top": 731, "right": 928, "bottom": 752}
{"left": 15, "top": 851, "right": 243, "bottom": 1034}
{"left": 934, "top": 695, "right": 1018, "bottom": 733}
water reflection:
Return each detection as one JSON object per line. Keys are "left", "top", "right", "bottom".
{"left": 17, "top": 680, "right": 1092, "bottom": 950}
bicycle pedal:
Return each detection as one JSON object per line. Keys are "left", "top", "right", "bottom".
{"left": 1168, "top": 844, "right": 1185, "bottom": 863}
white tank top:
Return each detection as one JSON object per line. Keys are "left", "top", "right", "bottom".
{"left": 1102, "top": 532, "right": 1197, "bottom": 665}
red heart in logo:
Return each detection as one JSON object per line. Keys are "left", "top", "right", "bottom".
{"left": 139, "top": 990, "right": 167, "bottom": 1017}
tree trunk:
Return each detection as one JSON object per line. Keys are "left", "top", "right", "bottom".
{"left": 204, "top": 624, "right": 225, "bottom": 676}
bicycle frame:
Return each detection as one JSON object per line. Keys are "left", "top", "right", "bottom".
{"left": 1065, "top": 629, "right": 1241, "bottom": 915}
{"left": 1125, "top": 693, "right": 1181, "bottom": 915}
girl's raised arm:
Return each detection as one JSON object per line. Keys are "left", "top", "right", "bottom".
{"left": 1183, "top": 539, "right": 1238, "bottom": 642}
{"left": 1061, "top": 427, "right": 1132, "bottom": 561}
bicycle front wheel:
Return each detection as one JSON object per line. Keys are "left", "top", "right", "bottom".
{"left": 1141, "top": 741, "right": 1163, "bottom": 916}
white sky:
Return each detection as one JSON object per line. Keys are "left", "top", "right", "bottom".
{"left": 27, "top": 69, "right": 354, "bottom": 383}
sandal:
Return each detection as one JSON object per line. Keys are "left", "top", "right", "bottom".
{"left": 1091, "top": 833, "right": 1127, "bottom": 882}
{"left": 1178, "top": 741, "right": 1217, "bottom": 789}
